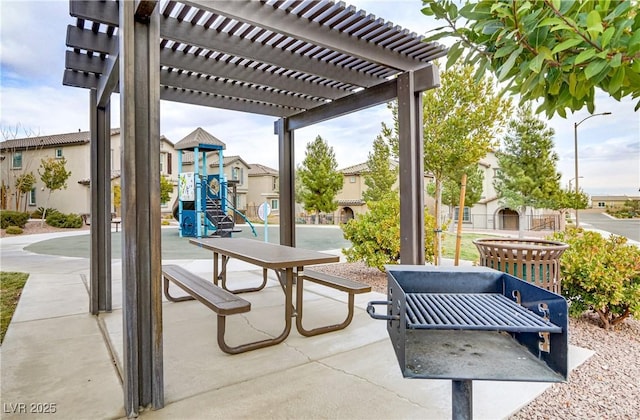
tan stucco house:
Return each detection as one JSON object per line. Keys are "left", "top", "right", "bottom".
{"left": 0, "top": 129, "right": 178, "bottom": 217}
{"left": 247, "top": 163, "right": 279, "bottom": 218}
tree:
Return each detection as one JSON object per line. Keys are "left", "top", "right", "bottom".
{"left": 38, "top": 157, "right": 72, "bottom": 224}
{"left": 160, "top": 176, "right": 173, "bottom": 205}
{"left": 342, "top": 195, "right": 436, "bottom": 271}
{"left": 297, "top": 135, "right": 343, "bottom": 224}
{"left": 362, "top": 134, "right": 397, "bottom": 203}
{"left": 494, "top": 105, "right": 562, "bottom": 235}
{"left": 384, "top": 63, "right": 511, "bottom": 262}
{"left": 428, "top": 165, "right": 485, "bottom": 222}
{"left": 548, "top": 187, "right": 589, "bottom": 228}
{"left": 14, "top": 172, "right": 36, "bottom": 212}
{"left": 421, "top": 0, "right": 640, "bottom": 118}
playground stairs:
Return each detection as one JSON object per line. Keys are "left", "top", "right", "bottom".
{"left": 206, "top": 199, "right": 240, "bottom": 237}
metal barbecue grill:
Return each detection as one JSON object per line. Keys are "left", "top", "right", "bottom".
{"left": 405, "top": 293, "right": 562, "bottom": 333}
{"left": 367, "top": 265, "right": 568, "bottom": 420}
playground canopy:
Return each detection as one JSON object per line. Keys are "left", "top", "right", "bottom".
{"left": 62, "top": 0, "right": 446, "bottom": 416}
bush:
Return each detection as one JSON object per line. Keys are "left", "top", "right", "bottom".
{"left": 31, "top": 207, "right": 59, "bottom": 219}
{"left": 341, "top": 195, "right": 436, "bottom": 271}
{"left": 551, "top": 228, "right": 640, "bottom": 330}
{"left": 5, "top": 226, "right": 23, "bottom": 235}
{"left": 0, "top": 211, "right": 29, "bottom": 229}
{"left": 46, "top": 212, "right": 83, "bottom": 229}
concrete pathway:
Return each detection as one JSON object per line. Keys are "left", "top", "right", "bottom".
{"left": 1, "top": 231, "right": 594, "bottom": 419}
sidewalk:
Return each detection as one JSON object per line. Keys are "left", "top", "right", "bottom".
{"left": 1, "top": 232, "right": 594, "bottom": 419}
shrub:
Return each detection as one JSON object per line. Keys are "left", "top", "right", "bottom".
{"left": 0, "top": 211, "right": 29, "bottom": 229}
{"left": 46, "top": 212, "right": 83, "bottom": 229}
{"left": 341, "top": 195, "right": 436, "bottom": 271}
{"left": 551, "top": 228, "right": 640, "bottom": 330}
{"left": 5, "top": 226, "right": 23, "bottom": 235}
{"left": 31, "top": 207, "right": 59, "bottom": 219}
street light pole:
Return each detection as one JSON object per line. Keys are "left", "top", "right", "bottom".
{"left": 574, "top": 112, "right": 611, "bottom": 227}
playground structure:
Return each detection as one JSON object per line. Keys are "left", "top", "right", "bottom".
{"left": 173, "top": 132, "right": 255, "bottom": 238}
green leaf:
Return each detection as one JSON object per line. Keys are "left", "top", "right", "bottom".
{"left": 446, "top": 42, "right": 464, "bottom": 69}
{"left": 628, "top": 29, "right": 640, "bottom": 55}
{"left": 600, "top": 26, "right": 615, "bottom": 48}
{"left": 610, "top": 52, "right": 622, "bottom": 68}
{"left": 538, "top": 17, "right": 564, "bottom": 27}
{"left": 575, "top": 49, "right": 596, "bottom": 65}
{"left": 494, "top": 44, "right": 518, "bottom": 59}
{"left": 551, "top": 38, "right": 583, "bottom": 54}
{"left": 587, "top": 10, "right": 604, "bottom": 39}
{"left": 498, "top": 47, "right": 522, "bottom": 80}
{"left": 584, "top": 59, "right": 609, "bottom": 79}
{"left": 604, "top": 1, "right": 631, "bottom": 21}
{"left": 608, "top": 67, "right": 625, "bottom": 94}
{"left": 529, "top": 54, "right": 546, "bottom": 73}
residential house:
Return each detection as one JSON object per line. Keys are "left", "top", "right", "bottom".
{"left": 450, "top": 151, "right": 558, "bottom": 231}
{"left": 247, "top": 163, "right": 279, "bottom": 218}
{"left": 590, "top": 195, "right": 640, "bottom": 209}
{"left": 334, "top": 151, "right": 558, "bottom": 231}
{"left": 335, "top": 161, "right": 435, "bottom": 223}
{"left": 0, "top": 129, "right": 178, "bottom": 217}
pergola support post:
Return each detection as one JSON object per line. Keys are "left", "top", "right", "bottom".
{"left": 397, "top": 71, "right": 425, "bottom": 265}
{"left": 277, "top": 118, "right": 295, "bottom": 247}
{"left": 89, "top": 90, "right": 112, "bottom": 314}
{"left": 119, "top": 1, "right": 163, "bottom": 415}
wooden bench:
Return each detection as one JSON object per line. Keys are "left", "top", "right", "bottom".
{"left": 162, "top": 264, "right": 254, "bottom": 354}
{"left": 295, "top": 269, "right": 371, "bottom": 337}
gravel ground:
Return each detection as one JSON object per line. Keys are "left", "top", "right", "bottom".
{"left": 5, "top": 225, "right": 639, "bottom": 418}
{"left": 310, "top": 261, "right": 640, "bottom": 420}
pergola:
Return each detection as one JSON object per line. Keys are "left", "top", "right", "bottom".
{"left": 62, "top": 0, "right": 445, "bottom": 416}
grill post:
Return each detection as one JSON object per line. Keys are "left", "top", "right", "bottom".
{"left": 452, "top": 380, "right": 472, "bottom": 420}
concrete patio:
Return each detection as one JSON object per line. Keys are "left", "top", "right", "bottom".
{"left": 1, "top": 231, "right": 594, "bottom": 419}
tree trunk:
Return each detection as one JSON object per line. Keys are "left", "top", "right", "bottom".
{"left": 40, "top": 190, "right": 52, "bottom": 227}
{"left": 517, "top": 206, "right": 526, "bottom": 238}
{"left": 315, "top": 210, "right": 319, "bottom": 225}
{"left": 434, "top": 179, "right": 443, "bottom": 265}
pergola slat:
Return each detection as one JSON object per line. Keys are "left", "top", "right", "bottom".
{"left": 184, "top": 0, "right": 437, "bottom": 71}
{"left": 160, "top": 16, "right": 383, "bottom": 88}
{"left": 159, "top": 49, "right": 349, "bottom": 100}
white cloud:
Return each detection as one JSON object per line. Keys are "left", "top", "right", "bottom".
{"left": 1, "top": 0, "right": 638, "bottom": 196}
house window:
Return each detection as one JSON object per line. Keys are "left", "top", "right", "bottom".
{"left": 598, "top": 202, "right": 606, "bottom": 208}
{"left": 12, "top": 151, "right": 22, "bottom": 169}
{"left": 160, "top": 153, "right": 164, "bottom": 173}
{"left": 270, "top": 199, "right": 279, "bottom": 210}
{"left": 167, "top": 152, "right": 172, "bottom": 175}
{"left": 55, "top": 148, "right": 63, "bottom": 158}
{"left": 349, "top": 176, "right": 356, "bottom": 183}
{"left": 29, "top": 188, "right": 36, "bottom": 206}
{"left": 272, "top": 176, "right": 279, "bottom": 191}
{"left": 453, "top": 207, "right": 471, "bottom": 222}
{"left": 232, "top": 167, "right": 243, "bottom": 184}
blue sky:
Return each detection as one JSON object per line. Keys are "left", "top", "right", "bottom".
{"left": 1, "top": 0, "right": 638, "bottom": 196}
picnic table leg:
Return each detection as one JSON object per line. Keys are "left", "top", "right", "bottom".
{"left": 213, "top": 252, "right": 219, "bottom": 286}
{"left": 295, "top": 276, "right": 357, "bottom": 337}
{"left": 216, "top": 267, "right": 294, "bottom": 354}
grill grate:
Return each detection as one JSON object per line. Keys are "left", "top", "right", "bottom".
{"left": 405, "top": 293, "right": 561, "bottom": 333}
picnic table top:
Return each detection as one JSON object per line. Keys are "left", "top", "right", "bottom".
{"left": 189, "top": 237, "right": 339, "bottom": 270}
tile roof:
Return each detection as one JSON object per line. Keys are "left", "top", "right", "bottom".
{"left": 0, "top": 129, "right": 120, "bottom": 151}
{"left": 220, "top": 155, "right": 250, "bottom": 168}
{"left": 248, "top": 163, "right": 278, "bottom": 176}
{"left": 340, "top": 160, "right": 398, "bottom": 175}
{"left": 174, "top": 127, "right": 226, "bottom": 151}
